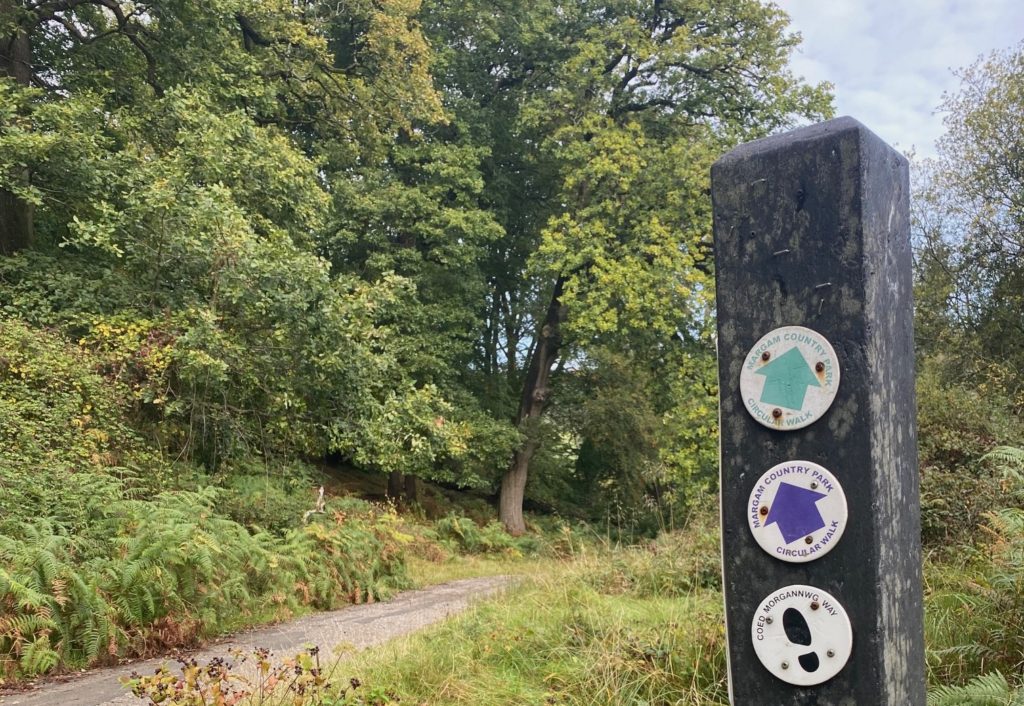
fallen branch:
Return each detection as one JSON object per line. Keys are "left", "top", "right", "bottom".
{"left": 302, "top": 486, "right": 326, "bottom": 523}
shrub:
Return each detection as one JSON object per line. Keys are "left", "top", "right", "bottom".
{"left": 214, "top": 461, "right": 323, "bottom": 535}
{"left": 0, "top": 321, "right": 413, "bottom": 680}
{"left": 0, "top": 488, "right": 410, "bottom": 678}
{"left": 0, "top": 318, "right": 162, "bottom": 536}
{"left": 926, "top": 447, "right": 1024, "bottom": 689}
{"left": 433, "top": 513, "right": 540, "bottom": 556}
{"left": 917, "top": 360, "right": 1024, "bottom": 548}
{"left": 578, "top": 514, "right": 721, "bottom": 598}
{"left": 125, "top": 647, "right": 402, "bottom": 706}
{"left": 926, "top": 509, "right": 1024, "bottom": 687}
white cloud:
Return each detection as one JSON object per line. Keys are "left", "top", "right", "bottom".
{"left": 776, "top": 0, "right": 1024, "bottom": 158}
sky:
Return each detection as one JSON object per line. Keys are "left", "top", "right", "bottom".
{"left": 777, "top": 0, "right": 1024, "bottom": 159}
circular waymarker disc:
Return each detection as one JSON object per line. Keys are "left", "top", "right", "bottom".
{"left": 747, "top": 460, "right": 848, "bottom": 563}
{"left": 739, "top": 326, "right": 840, "bottom": 431}
{"left": 751, "top": 584, "right": 853, "bottom": 686}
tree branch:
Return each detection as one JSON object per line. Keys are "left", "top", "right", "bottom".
{"left": 236, "top": 12, "right": 272, "bottom": 48}
{"left": 612, "top": 97, "right": 677, "bottom": 117}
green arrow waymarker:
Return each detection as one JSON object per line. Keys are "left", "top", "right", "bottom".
{"left": 755, "top": 347, "right": 821, "bottom": 410}
{"left": 738, "top": 325, "right": 840, "bottom": 431}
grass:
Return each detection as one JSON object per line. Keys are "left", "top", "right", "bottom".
{"left": 122, "top": 507, "right": 1024, "bottom": 706}
{"left": 407, "top": 555, "right": 552, "bottom": 586}
{"left": 334, "top": 529, "right": 728, "bottom": 706}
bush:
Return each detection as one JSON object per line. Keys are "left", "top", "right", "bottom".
{"left": 920, "top": 468, "right": 1006, "bottom": 550}
{"left": 0, "top": 318, "right": 163, "bottom": 536}
{"left": 917, "top": 361, "right": 1022, "bottom": 472}
{"left": 578, "top": 513, "right": 721, "bottom": 598}
{"left": 0, "top": 489, "right": 410, "bottom": 679}
{"left": 926, "top": 509, "right": 1024, "bottom": 687}
{"left": 433, "top": 513, "right": 541, "bottom": 557}
{"left": 917, "top": 361, "right": 1024, "bottom": 548}
{"left": 0, "top": 322, "right": 411, "bottom": 679}
{"left": 926, "top": 447, "right": 1024, "bottom": 690}
{"left": 214, "top": 462, "right": 323, "bottom": 535}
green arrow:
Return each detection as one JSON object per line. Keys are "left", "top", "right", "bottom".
{"left": 755, "top": 346, "right": 821, "bottom": 411}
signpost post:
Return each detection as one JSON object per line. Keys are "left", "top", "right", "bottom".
{"left": 711, "top": 117, "right": 926, "bottom": 705}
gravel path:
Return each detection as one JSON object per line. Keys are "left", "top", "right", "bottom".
{"left": 1, "top": 576, "right": 514, "bottom": 706}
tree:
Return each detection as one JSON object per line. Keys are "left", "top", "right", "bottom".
{"left": 911, "top": 43, "right": 1024, "bottom": 547}
{"left": 0, "top": 0, "right": 443, "bottom": 252}
{"left": 914, "top": 42, "right": 1024, "bottom": 411}
{"left": 423, "top": 0, "right": 832, "bottom": 533}
{"left": 0, "top": 0, "right": 34, "bottom": 253}
{"left": 0, "top": 0, "right": 831, "bottom": 527}
{"left": 0, "top": 0, "right": 467, "bottom": 474}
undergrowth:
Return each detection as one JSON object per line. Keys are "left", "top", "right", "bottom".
{"left": 118, "top": 484, "right": 1024, "bottom": 706}
{"left": 929, "top": 672, "right": 1024, "bottom": 705}
{"left": 924, "top": 446, "right": 1024, "bottom": 701}
{"left": 0, "top": 488, "right": 410, "bottom": 679}
{"left": 0, "top": 320, "right": 410, "bottom": 680}
{"left": 432, "top": 513, "right": 543, "bottom": 557}
{"left": 332, "top": 523, "right": 729, "bottom": 706}
{"left": 125, "top": 646, "right": 401, "bottom": 706}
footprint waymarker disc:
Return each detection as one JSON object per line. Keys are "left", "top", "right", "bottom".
{"left": 751, "top": 584, "right": 853, "bottom": 686}
{"left": 740, "top": 326, "right": 840, "bottom": 430}
{"left": 748, "top": 461, "right": 848, "bottom": 563}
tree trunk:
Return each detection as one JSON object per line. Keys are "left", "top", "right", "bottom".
{"left": 403, "top": 474, "right": 419, "bottom": 505}
{"left": 386, "top": 470, "right": 403, "bottom": 503}
{"left": 498, "top": 276, "right": 567, "bottom": 534}
{"left": 499, "top": 438, "right": 535, "bottom": 535}
{"left": 0, "top": 9, "right": 34, "bottom": 254}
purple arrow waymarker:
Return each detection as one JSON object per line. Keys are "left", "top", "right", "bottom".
{"left": 764, "top": 482, "right": 828, "bottom": 544}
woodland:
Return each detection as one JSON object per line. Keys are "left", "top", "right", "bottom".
{"left": 1, "top": 1, "right": 1024, "bottom": 704}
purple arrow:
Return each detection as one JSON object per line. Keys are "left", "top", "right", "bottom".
{"left": 765, "top": 482, "right": 828, "bottom": 544}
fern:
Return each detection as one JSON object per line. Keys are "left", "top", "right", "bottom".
{"left": 930, "top": 672, "right": 1024, "bottom": 705}
{"left": 0, "top": 520, "right": 116, "bottom": 675}
{"left": 983, "top": 447, "right": 1024, "bottom": 485}
{"left": 927, "top": 480, "right": 1024, "bottom": 684}
{"left": 19, "top": 637, "right": 59, "bottom": 677}
{"left": 1, "top": 486, "right": 408, "bottom": 679}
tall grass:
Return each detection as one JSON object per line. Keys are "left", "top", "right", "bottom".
{"left": 338, "top": 524, "right": 728, "bottom": 706}
{"left": 924, "top": 445, "right": 1024, "bottom": 700}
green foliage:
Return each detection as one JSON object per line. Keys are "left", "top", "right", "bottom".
{"left": 0, "top": 491, "right": 410, "bottom": 679}
{"left": 0, "top": 0, "right": 491, "bottom": 489}
{"left": 926, "top": 447, "right": 1024, "bottom": 689}
{"left": 929, "top": 673, "right": 1024, "bottom": 706}
{"left": 918, "top": 360, "right": 1024, "bottom": 474}
{"left": 917, "top": 360, "right": 1024, "bottom": 547}
{"left": 433, "top": 514, "right": 542, "bottom": 557}
{"left": 340, "top": 525, "right": 728, "bottom": 706}
{"left": 3, "top": 0, "right": 837, "bottom": 529}
{"left": 0, "top": 0, "right": 846, "bottom": 691}
{"left": 579, "top": 517, "right": 721, "bottom": 598}
{"left": 0, "top": 521, "right": 114, "bottom": 675}
{"left": 213, "top": 464, "right": 323, "bottom": 535}
{"left": 913, "top": 43, "right": 1024, "bottom": 413}
{"left": 0, "top": 317, "right": 411, "bottom": 679}
{"left": 0, "top": 318, "right": 159, "bottom": 534}
{"left": 418, "top": 0, "right": 832, "bottom": 528}
{"left": 983, "top": 446, "right": 1024, "bottom": 485}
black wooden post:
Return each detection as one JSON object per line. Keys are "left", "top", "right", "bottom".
{"left": 711, "top": 117, "right": 925, "bottom": 705}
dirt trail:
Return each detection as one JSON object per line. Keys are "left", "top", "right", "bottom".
{"left": 1, "top": 576, "right": 514, "bottom": 706}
